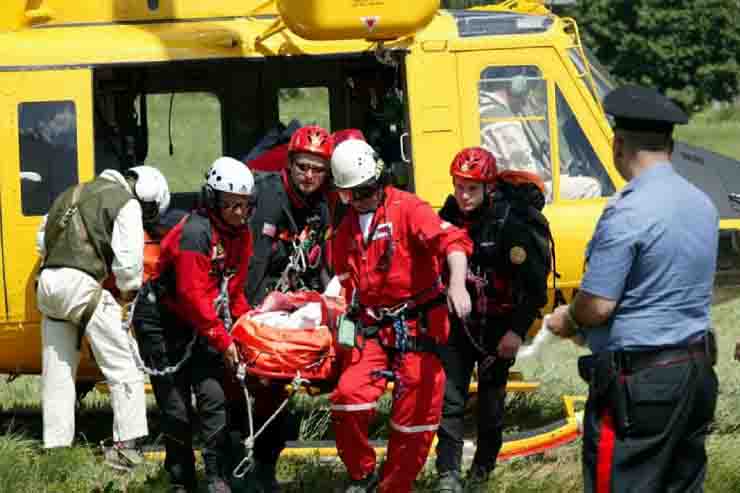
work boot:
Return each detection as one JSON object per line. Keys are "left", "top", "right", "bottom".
{"left": 344, "top": 471, "right": 379, "bottom": 493}
{"left": 253, "top": 461, "right": 281, "bottom": 492}
{"left": 464, "top": 466, "right": 490, "bottom": 493}
{"left": 103, "top": 439, "right": 145, "bottom": 471}
{"left": 207, "top": 477, "right": 232, "bottom": 493}
{"left": 437, "top": 471, "right": 464, "bottom": 493}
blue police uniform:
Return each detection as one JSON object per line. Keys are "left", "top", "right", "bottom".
{"left": 582, "top": 161, "right": 718, "bottom": 353}
{"left": 577, "top": 85, "right": 719, "bottom": 493}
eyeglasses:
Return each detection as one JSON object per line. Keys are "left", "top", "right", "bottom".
{"left": 293, "top": 160, "right": 328, "bottom": 175}
{"left": 221, "top": 198, "right": 255, "bottom": 214}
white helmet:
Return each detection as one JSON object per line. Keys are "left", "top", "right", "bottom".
{"left": 206, "top": 156, "right": 255, "bottom": 196}
{"left": 331, "top": 139, "right": 383, "bottom": 189}
{"left": 129, "top": 165, "right": 171, "bottom": 215}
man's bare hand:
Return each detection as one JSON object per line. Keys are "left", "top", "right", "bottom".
{"left": 447, "top": 283, "right": 472, "bottom": 321}
{"left": 497, "top": 330, "right": 523, "bottom": 360}
{"left": 224, "top": 342, "right": 240, "bottom": 371}
{"left": 547, "top": 305, "right": 572, "bottom": 338}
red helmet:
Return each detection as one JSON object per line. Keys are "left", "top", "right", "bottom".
{"left": 288, "top": 125, "right": 333, "bottom": 161}
{"left": 449, "top": 147, "right": 497, "bottom": 183}
{"left": 332, "top": 129, "right": 366, "bottom": 146}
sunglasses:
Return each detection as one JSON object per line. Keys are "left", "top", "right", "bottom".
{"left": 337, "top": 185, "right": 378, "bottom": 203}
{"left": 293, "top": 160, "right": 328, "bottom": 175}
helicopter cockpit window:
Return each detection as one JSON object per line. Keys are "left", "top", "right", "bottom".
{"left": 478, "top": 65, "right": 553, "bottom": 201}
{"left": 279, "top": 87, "right": 330, "bottom": 130}
{"left": 18, "top": 101, "right": 79, "bottom": 216}
{"left": 556, "top": 86, "right": 615, "bottom": 199}
{"left": 567, "top": 47, "right": 614, "bottom": 103}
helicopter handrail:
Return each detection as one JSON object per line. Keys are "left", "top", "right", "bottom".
{"left": 560, "top": 16, "right": 607, "bottom": 120}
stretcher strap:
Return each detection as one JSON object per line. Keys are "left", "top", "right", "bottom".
{"left": 232, "top": 367, "right": 310, "bottom": 479}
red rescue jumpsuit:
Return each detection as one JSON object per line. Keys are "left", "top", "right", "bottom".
{"left": 330, "top": 186, "right": 472, "bottom": 493}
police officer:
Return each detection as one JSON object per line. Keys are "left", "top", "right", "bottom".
{"left": 548, "top": 85, "right": 719, "bottom": 493}
{"left": 435, "top": 148, "right": 551, "bottom": 492}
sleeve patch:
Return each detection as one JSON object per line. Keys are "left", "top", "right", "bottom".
{"left": 262, "top": 222, "right": 277, "bottom": 238}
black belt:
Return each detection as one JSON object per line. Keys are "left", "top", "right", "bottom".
{"left": 616, "top": 336, "right": 716, "bottom": 374}
{"left": 361, "top": 294, "right": 446, "bottom": 330}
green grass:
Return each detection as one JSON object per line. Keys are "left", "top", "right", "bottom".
{"left": 675, "top": 104, "right": 740, "bottom": 161}
{"left": 3, "top": 288, "right": 740, "bottom": 492}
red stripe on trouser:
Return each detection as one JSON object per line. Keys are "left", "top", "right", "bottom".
{"left": 597, "top": 410, "right": 616, "bottom": 493}
{"left": 333, "top": 410, "right": 378, "bottom": 480}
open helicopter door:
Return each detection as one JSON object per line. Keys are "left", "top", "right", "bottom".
{"left": 0, "top": 69, "right": 94, "bottom": 328}
{"left": 456, "top": 47, "right": 618, "bottom": 302}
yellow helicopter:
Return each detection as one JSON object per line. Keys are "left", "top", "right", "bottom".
{"left": 1, "top": 0, "right": 738, "bottom": 459}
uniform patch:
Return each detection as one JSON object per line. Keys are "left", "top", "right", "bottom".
{"left": 262, "top": 222, "right": 277, "bottom": 237}
{"left": 510, "top": 246, "right": 527, "bottom": 264}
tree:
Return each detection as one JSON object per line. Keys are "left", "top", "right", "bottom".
{"left": 442, "top": 0, "right": 740, "bottom": 111}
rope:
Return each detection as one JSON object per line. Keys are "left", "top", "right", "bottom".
{"left": 232, "top": 367, "right": 311, "bottom": 479}
{"left": 123, "top": 293, "right": 197, "bottom": 377}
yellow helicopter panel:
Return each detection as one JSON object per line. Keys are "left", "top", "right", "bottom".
{"left": 1, "top": 0, "right": 279, "bottom": 31}
{"left": 0, "top": 68, "right": 95, "bottom": 375}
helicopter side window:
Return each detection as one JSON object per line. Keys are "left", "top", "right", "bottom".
{"left": 478, "top": 66, "right": 553, "bottom": 201}
{"left": 555, "top": 86, "right": 615, "bottom": 199}
{"left": 145, "top": 93, "right": 222, "bottom": 196}
{"left": 279, "top": 87, "right": 330, "bottom": 130}
{"left": 18, "top": 101, "right": 79, "bottom": 216}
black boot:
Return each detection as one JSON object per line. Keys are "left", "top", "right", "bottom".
{"left": 253, "top": 460, "right": 281, "bottom": 493}
{"left": 464, "top": 466, "right": 490, "bottom": 493}
{"left": 344, "top": 471, "right": 379, "bottom": 493}
{"left": 437, "top": 470, "right": 464, "bottom": 493}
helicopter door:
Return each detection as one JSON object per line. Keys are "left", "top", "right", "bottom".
{"left": 0, "top": 69, "right": 94, "bottom": 323}
{"left": 457, "top": 48, "right": 617, "bottom": 300}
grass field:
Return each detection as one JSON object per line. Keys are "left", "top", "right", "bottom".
{"left": 2, "top": 96, "right": 740, "bottom": 492}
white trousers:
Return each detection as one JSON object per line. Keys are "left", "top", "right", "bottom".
{"left": 37, "top": 267, "right": 148, "bottom": 448}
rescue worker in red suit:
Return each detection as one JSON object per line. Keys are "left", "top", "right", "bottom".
{"left": 325, "top": 129, "right": 367, "bottom": 269}
{"left": 328, "top": 139, "right": 474, "bottom": 493}
{"left": 132, "top": 157, "right": 255, "bottom": 493}
{"left": 435, "top": 148, "right": 551, "bottom": 492}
